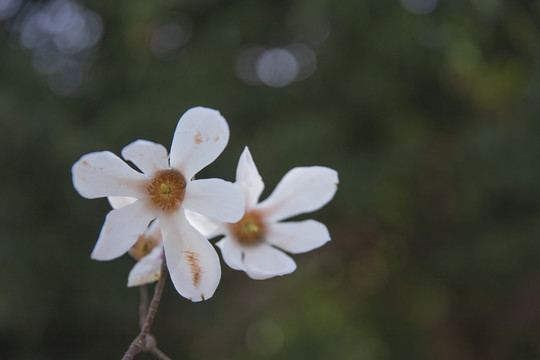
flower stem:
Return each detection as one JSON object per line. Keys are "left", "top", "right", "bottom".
{"left": 150, "top": 347, "right": 173, "bottom": 360}
{"left": 138, "top": 285, "right": 149, "bottom": 329}
{"left": 122, "top": 258, "right": 168, "bottom": 360}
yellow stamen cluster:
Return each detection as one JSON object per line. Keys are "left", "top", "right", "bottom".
{"left": 229, "top": 210, "right": 266, "bottom": 245}
{"left": 148, "top": 169, "right": 186, "bottom": 212}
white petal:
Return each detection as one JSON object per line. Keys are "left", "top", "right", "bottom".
{"left": 108, "top": 196, "right": 137, "bottom": 209}
{"left": 72, "top": 151, "right": 148, "bottom": 199}
{"left": 145, "top": 219, "right": 162, "bottom": 244}
{"left": 236, "top": 147, "right": 264, "bottom": 208}
{"left": 216, "top": 237, "right": 245, "bottom": 271}
{"left": 185, "top": 209, "right": 224, "bottom": 238}
{"left": 91, "top": 198, "right": 160, "bottom": 261}
{"left": 266, "top": 220, "right": 330, "bottom": 254}
{"left": 160, "top": 211, "right": 221, "bottom": 301}
{"left": 169, "top": 107, "right": 230, "bottom": 179}
{"left": 121, "top": 140, "right": 169, "bottom": 175}
{"left": 256, "top": 167, "right": 338, "bottom": 222}
{"left": 242, "top": 243, "right": 297, "bottom": 280}
{"left": 183, "top": 179, "right": 245, "bottom": 223}
{"left": 127, "top": 246, "right": 163, "bottom": 287}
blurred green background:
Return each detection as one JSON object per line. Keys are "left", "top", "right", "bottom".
{"left": 1, "top": 0, "right": 540, "bottom": 359}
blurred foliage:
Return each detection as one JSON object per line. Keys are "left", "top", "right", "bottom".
{"left": 1, "top": 0, "right": 540, "bottom": 359}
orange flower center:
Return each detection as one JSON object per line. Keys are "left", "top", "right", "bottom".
{"left": 229, "top": 210, "right": 266, "bottom": 245}
{"left": 148, "top": 169, "right": 186, "bottom": 212}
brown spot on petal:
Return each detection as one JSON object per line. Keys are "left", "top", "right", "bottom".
{"left": 214, "top": 136, "right": 219, "bottom": 142}
{"left": 183, "top": 251, "right": 202, "bottom": 287}
{"left": 82, "top": 160, "right": 89, "bottom": 166}
{"left": 194, "top": 131, "right": 203, "bottom": 144}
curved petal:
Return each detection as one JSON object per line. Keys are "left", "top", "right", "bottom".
{"left": 121, "top": 140, "right": 169, "bottom": 175}
{"left": 183, "top": 179, "right": 245, "bottom": 223}
{"left": 169, "top": 107, "right": 230, "bottom": 179}
{"left": 266, "top": 220, "right": 330, "bottom": 254}
{"left": 72, "top": 151, "right": 148, "bottom": 199}
{"left": 160, "top": 210, "right": 221, "bottom": 301}
{"left": 216, "top": 237, "right": 246, "bottom": 271}
{"left": 108, "top": 196, "right": 137, "bottom": 209}
{"left": 185, "top": 209, "right": 224, "bottom": 238}
{"left": 256, "top": 167, "right": 339, "bottom": 222}
{"left": 242, "top": 243, "right": 297, "bottom": 280}
{"left": 91, "top": 198, "right": 160, "bottom": 261}
{"left": 127, "top": 246, "right": 163, "bottom": 287}
{"left": 236, "top": 147, "right": 264, "bottom": 208}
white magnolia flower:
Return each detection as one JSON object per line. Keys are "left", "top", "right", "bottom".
{"left": 72, "top": 107, "right": 245, "bottom": 301}
{"left": 188, "top": 147, "right": 339, "bottom": 280}
{"left": 108, "top": 196, "right": 164, "bottom": 288}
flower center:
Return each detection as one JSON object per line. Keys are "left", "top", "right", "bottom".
{"left": 148, "top": 169, "right": 186, "bottom": 212}
{"left": 129, "top": 234, "right": 159, "bottom": 261}
{"left": 229, "top": 210, "right": 266, "bottom": 245}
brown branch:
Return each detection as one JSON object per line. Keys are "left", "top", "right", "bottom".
{"left": 150, "top": 347, "right": 173, "bottom": 360}
{"left": 138, "top": 285, "right": 149, "bottom": 329}
{"left": 122, "top": 258, "right": 168, "bottom": 360}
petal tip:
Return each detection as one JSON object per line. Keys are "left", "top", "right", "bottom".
{"left": 187, "top": 293, "right": 210, "bottom": 302}
{"left": 90, "top": 251, "right": 106, "bottom": 261}
{"left": 90, "top": 246, "right": 118, "bottom": 261}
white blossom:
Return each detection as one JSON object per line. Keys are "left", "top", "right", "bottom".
{"left": 188, "top": 147, "right": 339, "bottom": 280}
{"left": 72, "top": 107, "right": 245, "bottom": 301}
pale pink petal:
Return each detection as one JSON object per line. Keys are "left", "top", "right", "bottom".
{"left": 121, "top": 140, "right": 170, "bottom": 175}
{"left": 169, "top": 107, "right": 230, "bottom": 179}
{"left": 72, "top": 151, "right": 148, "bottom": 199}
{"left": 183, "top": 179, "right": 245, "bottom": 223}
{"left": 90, "top": 198, "right": 160, "bottom": 261}
{"left": 242, "top": 243, "right": 297, "bottom": 280}
{"left": 236, "top": 147, "right": 264, "bottom": 208}
{"left": 266, "top": 220, "right": 330, "bottom": 254}
{"left": 216, "top": 237, "right": 246, "bottom": 271}
{"left": 185, "top": 209, "right": 224, "bottom": 238}
{"left": 160, "top": 211, "right": 221, "bottom": 301}
{"left": 108, "top": 196, "right": 137, "bottom": 209}
{"left": 127, "top": 246, "right": 163, "bottom": 287}
{"left": 256, "top": 167, "right": 338, "bottom": 222}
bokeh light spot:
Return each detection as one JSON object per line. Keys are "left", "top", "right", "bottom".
{"left": 0, "top": 0, "right": 22, "bottom": 20}
{"left": 256, "top": 48, "right": 299, "bottom": 88}
{"left": 236, "top": 43, "right": 318, "bottom": 87}
{"left": 8, "top": 0, "right": 102, "bottom": 96}
{"left": 150, "top": 22, "right": 191, "bottom": 60}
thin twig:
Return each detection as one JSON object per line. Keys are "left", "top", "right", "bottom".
{"left": 122, "top": 259, "right": 168, "bottom": 360}
{"left": 151, "top": 347, "right": 173, "bottom": 360}
{"left": 138, "top": 285, "right": 149, "bottom": 329}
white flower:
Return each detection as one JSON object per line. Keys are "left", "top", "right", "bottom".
{"left": 188, "top": 147, "right": 339, "bottom": 280}
{"left": 72, "top": 107, "right": 245, "bottom": 301}
{"left": 108, "top": 196, "right": 164, "bottom": 288}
